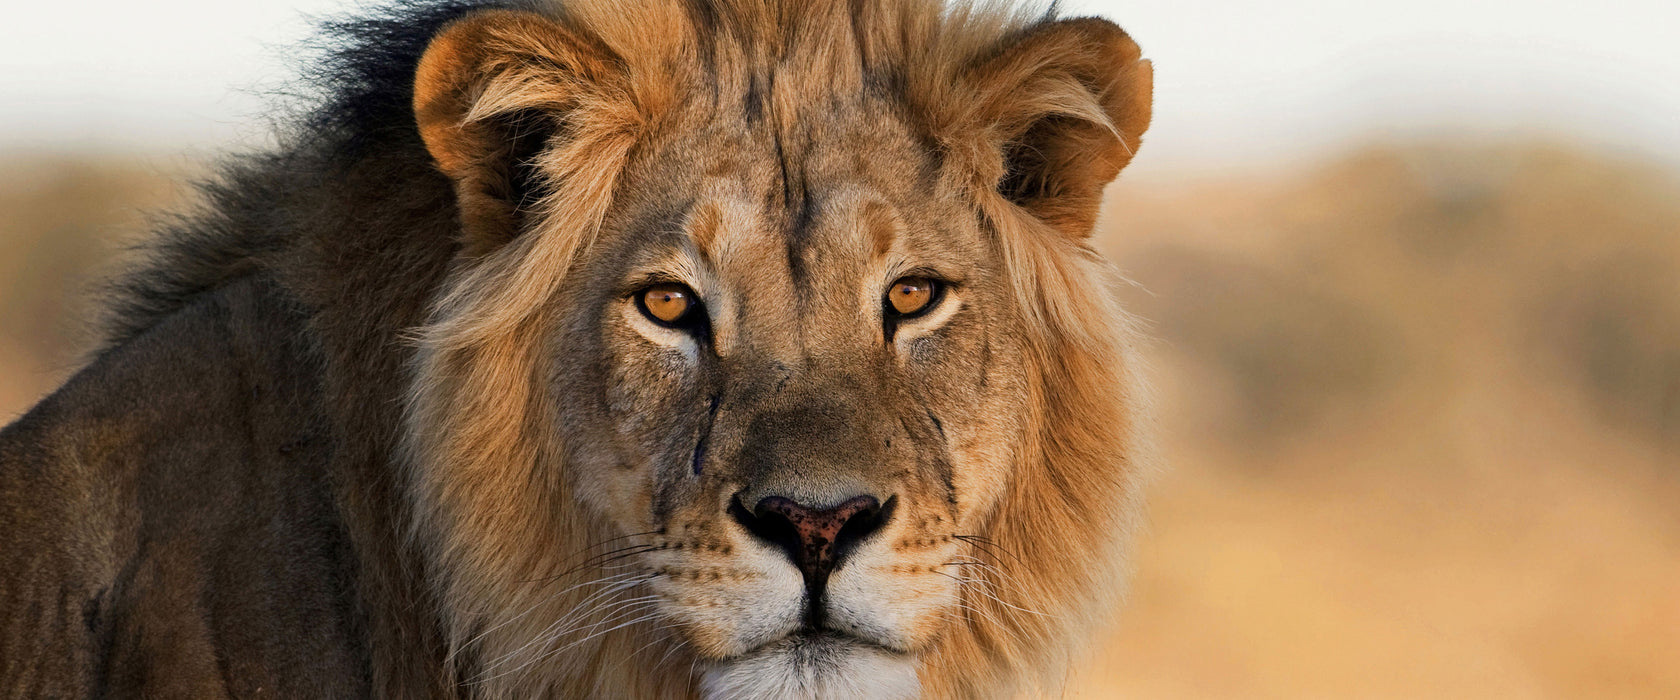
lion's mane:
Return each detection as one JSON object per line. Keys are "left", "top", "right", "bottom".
{"left": 88, "top": 1, "right": 1155, "bottom": 696}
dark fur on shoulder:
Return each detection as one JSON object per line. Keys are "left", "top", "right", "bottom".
{"left": 102, "top": 0, "right": 508, "bottom": 349}
{"left": 8, "top": 2, "right": 514, "bottom": 696}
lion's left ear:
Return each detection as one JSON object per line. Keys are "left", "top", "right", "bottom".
{"left": 966, "top": 18, "right": 1153, "bottom": 238}
{"left": 413, "top": 10, "right": 622, "bottom": 257}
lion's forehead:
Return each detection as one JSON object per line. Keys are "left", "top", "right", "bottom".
{"left": 604, "top": 116, "right": 993, "bottom": 349}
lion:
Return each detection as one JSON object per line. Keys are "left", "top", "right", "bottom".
{"left": 0, "top": 0, "right": 1155, "bottom": 697}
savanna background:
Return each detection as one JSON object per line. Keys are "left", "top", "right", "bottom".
{"left": 3, "top": 1, "right": 1677, "bottom": 697}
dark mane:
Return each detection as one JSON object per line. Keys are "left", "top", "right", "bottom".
{"left": 99, "top": 0, "right": 512, "bottom": 349}
{"left": 85, "top": 8, "right": 551, "bottom": 693}
{"left": 304, "top": 0, "right": 514, "bottom": 154}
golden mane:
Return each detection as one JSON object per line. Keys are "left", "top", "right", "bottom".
{"left": 401, "top": 0, "right": 1155, "bottom": 696}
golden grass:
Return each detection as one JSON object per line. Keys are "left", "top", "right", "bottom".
{"left": 1, "top": 142, "right": 1675, "bottom": 696}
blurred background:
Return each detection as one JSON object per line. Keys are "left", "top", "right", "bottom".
{"left": 2, "top": 1, "right": 1677, "bottom": 696}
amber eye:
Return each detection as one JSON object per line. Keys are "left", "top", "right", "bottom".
{"left": 885, "top": 276, "right": 941, "bottom": 317}
{"left": 637, "top": 283, "right": 699, "bottom": 327}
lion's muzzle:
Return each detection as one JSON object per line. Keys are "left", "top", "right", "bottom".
{"left": 728, "top": 493, "right": 895, "bottom": 623}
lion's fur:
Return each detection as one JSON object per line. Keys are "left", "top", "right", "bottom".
{"left": 0, "top": 0, "right": 1154, "bottom": 697}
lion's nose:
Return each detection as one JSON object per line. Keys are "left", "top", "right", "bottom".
{"left": 729, "top": 493, "right": 894, "bottom": 588}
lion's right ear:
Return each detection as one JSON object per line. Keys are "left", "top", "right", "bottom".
{"left": 413, "top": 10, "right": 618, "bottom": 257}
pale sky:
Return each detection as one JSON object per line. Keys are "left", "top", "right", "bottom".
{"left": 3, "top": 0, "right": 1677, "bottom": 176}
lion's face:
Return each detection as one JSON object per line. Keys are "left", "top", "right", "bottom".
{"left": 407, "top": 4, "right": 1152, "bottom": 697}
{"left": 547, "top": 101, "right": 1027, "bottom": 695}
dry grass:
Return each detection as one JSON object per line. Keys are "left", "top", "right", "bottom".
{"left": 1, "top": 143, "right": 1676, "bottom": 696}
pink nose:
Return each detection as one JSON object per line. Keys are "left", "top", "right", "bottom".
{"left": 729, "top": 494, "right": 891, "bottom": 586}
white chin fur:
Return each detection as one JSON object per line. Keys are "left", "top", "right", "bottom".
{"left": 700, "top": 635, "right": 920, "bottom": 700}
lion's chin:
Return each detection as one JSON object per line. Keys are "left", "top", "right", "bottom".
{"left": 699, "top": 632, "right": 920, "bottom": 700}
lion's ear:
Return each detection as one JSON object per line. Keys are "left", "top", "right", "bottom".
{"left": 967, "top": 18, "right": 1153, "bottom": 238}
{"left": 413, "top": 10, "right": 617, "bottom": 256}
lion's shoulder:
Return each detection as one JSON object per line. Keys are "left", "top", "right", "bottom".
{"left": 0, "top": 277, "right": 369, "bottom": 696}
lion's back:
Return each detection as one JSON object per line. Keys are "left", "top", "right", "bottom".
{"left": 0, "top": 276, "right": 369, "bottom": 697}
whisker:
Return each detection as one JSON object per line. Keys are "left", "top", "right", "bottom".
{"left": 949, "top": 601, "right": 1023, "bottom": 647}
{"left": 514, "top": 531, "right": 661, "bottom": 584}
{"left": 962, "top": 578, "right": 1058, "bottom": 620}
{"left": 459, "top": 570, "right": 654, "bottom": 655}
{"left": 474, "top": 581, "right": 657, "bottom": 679}
{"left": 602, "top": 626, "right": 685, "bottom": 680}
{"left": 952, "top": 534, "right": 1026, "bottom": 569}
{"left": 537, "top": 530, "right": 668, "bottom": 577}
{"left": 944, "top": 555, "right": 1033, "bottom": 596}
{"left": 530, "top": 543, "right": 664, "bottom": 585}
{"left": 517, "top": 610, "right": 671, "bottom": 675}
{"left": 653, "top": 636, "right": 689, "bottom": 676}
{"left": 475, "top": 600, "right": 665, "bottom": 684}
{"left": 508, "top": 583, "right": 658, "bottom": 661}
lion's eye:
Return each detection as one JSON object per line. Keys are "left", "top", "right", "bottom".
{"left": 637, "top": 283, "right": 700, "bottom": 327}
{"left": 885, "top": 276, "right": 942, "bottom": 317}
